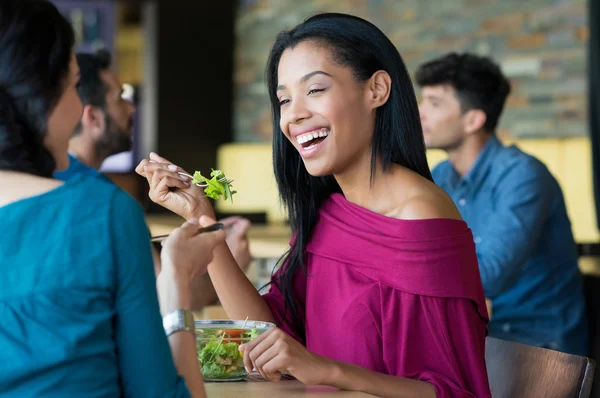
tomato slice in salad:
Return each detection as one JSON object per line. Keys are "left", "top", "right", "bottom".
{"left": 216, "top": 329, "right": 247, "bottom": 343}
{"left": 217, "top": 329, "right": 245, "bottom": 337}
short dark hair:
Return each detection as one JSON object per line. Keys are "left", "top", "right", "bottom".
{"left": 73, "top": 49, "right": 112, "bottom": 135}
{"left": 415, "top": 52, "right": 511, "bottom": 133}
{"left": 0, "top": 0, "right": 75, "bottom": 177}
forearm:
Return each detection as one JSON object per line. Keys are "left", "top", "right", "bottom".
{"left": 168, "top": 332, "right": 206, "bottom": 398}
{"left": 326, "top": 359, "right": 436, "bottom": 398}
{"left": 156, "top": 275, "right": 206, "bottom": 398}
{"left": 476, "top": 200, "right": 545, "bottom": 299}
{"left": 477, "top": 250, "right": 518, "bottom": 299}
{"left": 206, "top": 242, "right": 275, "bottom": 323}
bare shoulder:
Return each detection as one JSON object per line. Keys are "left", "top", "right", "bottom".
{"left": 385, "top": 165, "right": 463, "bottom": 221}
{"left": 393, "top": 174, "right": 462, "bottom": 221}
{"left": 397, "top": 193, "right": 463, "bottom": 221}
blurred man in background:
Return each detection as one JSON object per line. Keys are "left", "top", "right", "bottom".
{"left": 416, "top": 52, "right": 588, "bottom": 355}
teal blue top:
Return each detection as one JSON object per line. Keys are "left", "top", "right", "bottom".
{"left": 0, "top": 174, "right": 190, "bottom": 397}
{"left": 53, "top": 153, "right": 106, "bottom": 182}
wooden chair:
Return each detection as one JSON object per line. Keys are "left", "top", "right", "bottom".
{"left": 485, "top": 337, "right": 595, "bottom": 398}
{"left": 583, "top": 274, "right": 600, "bottom": 397}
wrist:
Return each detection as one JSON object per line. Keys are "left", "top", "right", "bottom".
{"left": 163, "top": 308, "right": 196, "bottom": 337}
{"left": 156, "top": 273, "right": 193, "bottom": 315}
{"left": 159, "top": 261, "right": 192, "bottom": 284}
{"left": 324, "top": 359, "right": 361, "bottom": 391}
{"left": 189, "top": 207, "right": 216, "bottom": 221}
{"left": 319, "top": 356, "right": 343, "bottom": 386}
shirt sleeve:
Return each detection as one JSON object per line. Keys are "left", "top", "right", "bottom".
{"left": 474, "top": 158, "right": 551, "bottom": 298}
{"left": 261, "top": 260, "right": 307, "bottom": 344}
{"left": 110, "top": 190, "right": 190, "bottom": 398}
{"left": 381, "top": 290, "right": 491, "bottom": 398}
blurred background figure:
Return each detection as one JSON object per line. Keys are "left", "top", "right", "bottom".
{"left": 416, "top": 52, "right": 588, "bottom": 356}
{"left": 54, "top": 50, "right": 134, "bottom": 178}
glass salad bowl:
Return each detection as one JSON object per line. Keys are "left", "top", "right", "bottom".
{"left": 195, "top": 319, "right": 275, "bottom": 381}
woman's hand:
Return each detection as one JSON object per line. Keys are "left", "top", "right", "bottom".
{"left": 160, "top": 216, "right": 225, "bottom": 282}
{"left": 157, "top": 217, "right": 225, "bottom": 315}
{"left": 239, "top": 327, "right": 333, "bottom": 386}
{"left": 136, "top": 152, "right": 215, "bottom": 220}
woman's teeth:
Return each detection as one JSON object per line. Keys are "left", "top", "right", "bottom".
{"left": 296, "top": 130, "right": 330, "bottom": 145}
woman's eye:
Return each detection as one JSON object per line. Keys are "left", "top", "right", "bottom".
{"left": 279, "top": 98, "right": 290, "bottom": 106}
{"left": 308, "top": 88, "right": 325, "bottom": 95}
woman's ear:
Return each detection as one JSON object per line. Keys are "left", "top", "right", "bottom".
{"left": 366, "top": 70, "right": 392, "bottom": 110}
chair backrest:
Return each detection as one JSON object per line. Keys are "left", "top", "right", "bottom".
{"left": 583, "top": 273, "right": 600, "bottom": 397}
{"left": 485, "top": 337, "right": 596, "bottom": 398}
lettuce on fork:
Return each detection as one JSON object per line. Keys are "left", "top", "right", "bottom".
{"left": 191, "top": 169, "right": 237, "bottom": 203}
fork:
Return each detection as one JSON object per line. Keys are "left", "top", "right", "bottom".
{"left": 151, "top": 222, "right": 225, "bottom": 243}
{"left": 177, "top": 172, "right": 234, "bottom": 188}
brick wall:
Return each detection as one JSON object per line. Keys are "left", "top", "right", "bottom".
{"left": 234, "top": 0, "right": 588, "bottom": 141}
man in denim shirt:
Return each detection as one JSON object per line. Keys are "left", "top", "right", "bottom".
{"left": 416, "top": 52, "right": 588, "bottom": 355}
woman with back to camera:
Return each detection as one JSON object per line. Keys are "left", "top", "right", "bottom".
{"left": 0, "top": 1, "right": 223, "bottom": 397}
{"left": 139, "top": 13, "right": 491, "bottom": 398}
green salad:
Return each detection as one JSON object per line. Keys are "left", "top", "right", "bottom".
{"left": 191, "top": 169, "right": 237, "bottom": 203}
{"left": 196, "top": 327, "right": 259, "bottom": 380}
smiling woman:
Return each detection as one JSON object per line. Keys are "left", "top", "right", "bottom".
{"left": 276, "top": 69, "right": 333, "bottom": 155}
{"left": 272, "top": 41, "right": 412, "bottom": 178}
{"left": 253, "top": 18, "right": 491, "bottom": 398}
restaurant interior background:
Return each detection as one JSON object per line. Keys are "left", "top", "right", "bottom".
{"left": 51, "top": 0, "right": 600, "bottom": 304}
{"left": 51, "top": 0, "right": 599, "bottom": 242}
{"left": 49, "top": 0, "right": 600, "bottom": 393}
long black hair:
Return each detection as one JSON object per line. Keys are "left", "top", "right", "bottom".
{"left": 265, "top": 13, "right": 432, "bottom": 331}
{"left": 0, "top": 0, "right": 75, "bottom": 177}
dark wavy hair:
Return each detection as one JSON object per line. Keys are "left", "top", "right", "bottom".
{"left": 0, "top": 0, "right": 75, "bottom": 177}
{"left": 265, "top": 13, "right": 432, "bottom": 333}
{"left": 415, "top": 52, "right": 511, "bottom": 133}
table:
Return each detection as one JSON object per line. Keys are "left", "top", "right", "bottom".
{"left": 204, "top": 380, "right": 374, "bottom": 397}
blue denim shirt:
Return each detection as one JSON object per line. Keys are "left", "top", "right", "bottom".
{"left": 432, "top": 136, "right": 588, "bottom": 355}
